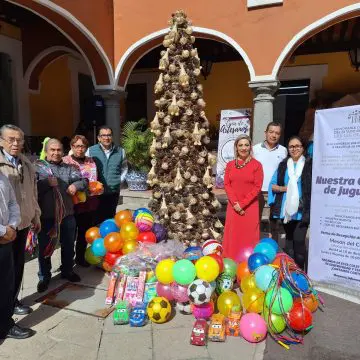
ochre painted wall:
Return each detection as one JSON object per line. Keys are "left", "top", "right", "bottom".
{"left": 30, "top": 56, "right": 73, "bottom": 137}
{"left": 0, "top": 21, "right": 21, "bottom": 40}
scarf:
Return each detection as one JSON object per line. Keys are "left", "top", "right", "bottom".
{"left": 283, "top": 155, "right": 305, "bottom": 224}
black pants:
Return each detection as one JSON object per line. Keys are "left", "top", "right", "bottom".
{"left": 96, "top": 193, "right": 119, "bottom": 225}
{"left": 283, "top": 220, "right": 308, "bottom": 270}
{"left": 12, "top": 227, "right": 29, "bottom": 304}
{"left": 0, "top": 242, "right": 15, "bottom": 338}
{"left": 74, "top": 211, "right": 95, "bottom": 263}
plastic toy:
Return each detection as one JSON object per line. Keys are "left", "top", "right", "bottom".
{"left": 190, "top": 319, "right": 208, "bottom": 346}
{"left": 129, "top": 303, "right": 147, "bottom": 327}
{"left": 226, "top": 310, "right": 241, "bottom": 336}
{"left": 208, "top": 313, "right": 226, "bottom": 342}
{"left": 113, "top": 300, "right": 131, "bottom": 325}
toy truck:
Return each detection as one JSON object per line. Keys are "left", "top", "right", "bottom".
{"left": 113, "top": 300, "right": 131, "bottom": 325}
{"left": 190, "top": 319, "right": 208, "bottom": 346}
{"left": 208, "top": 313, "right": 226, "bottom": 342}
{"left": 129, "top": 303, "right": 147, "bottom": 327}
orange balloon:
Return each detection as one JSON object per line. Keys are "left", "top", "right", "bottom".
{"left": 122, "top": 240, "right": 138, "bottom": 255}
{"left": 104, "top": 232, "right": 124, "bottom": 252}
{"left": 294, "top": 294, "right": 318, "bottom": 313}
{"left": 120, "top": 222, "right": 139, "bottom": 241}
{"left": 85, "top": 227, "right": 101, "bottom": 244}
{"left": 115, "top": 210, "right": 133, "bottom": 227}
{"left": 89, "top": 181, "right": 104, "bottom": 195}
{"left": 236, "top": 261, "right": 250, "bottom": 282}
{"left": 102, "top": 261, "right": 113, "bottom": 272}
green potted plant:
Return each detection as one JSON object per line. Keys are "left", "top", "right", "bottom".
{"left": 121, "top": 119, "right": 153, "bottom": 190}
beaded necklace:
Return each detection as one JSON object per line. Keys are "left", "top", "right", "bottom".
{"left": 235, "top": 156, "right": 252, "bottom": 169}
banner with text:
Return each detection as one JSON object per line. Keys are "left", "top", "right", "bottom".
{"left": 308, "top": 105, "right": 360, "bottom": 300}
{"left": 215, "top": 109, "right": 251, "bottom": 188}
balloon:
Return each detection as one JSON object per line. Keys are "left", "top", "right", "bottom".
{"left": 104, "top": 232, "right": 124, "bottom": 253}
{"left": 217, "top": 291, "right": 241, "bottom": 317}
{"left": 254, "top": 242, "right": 277, "bottom": 262}
{"left": 85, "top": 247, "right": 102, "bottom": 265}
{"left": 88, "top": 181, "right": 103, "bottom": 195}
{"left": 242, "top": 288, "right": 265, "bottom": 313}
{"left": 195, "top": 256, "right": 220, "bottom": 282}
{"left": 120, "top": 222, "right": 139, "bottom": 241}
{"left": 99, "top": 220, "right": 119, "bottom": 238}
{"left": 241, "top": 274, "right": 258, "bottom": 293}
{"left": 294, "top": 294, "right": 318, "bottom": 313}
{"left": 152, "top": 223, "right": 167, "bottom": 242}
{"left": 137, "top": 231, "right": 157, "bottom": 243}
{"left": 291, "top": 273, "right": 310, "bottom": 293}
{"left": 135, "top": 212, "right": 154, "bottom": 232}
{"left": 104, "top": 250, "right": 123, "bottom": 266}
{"left": 102, "top": 261, "right": 113, "bottom": 272}
{"left": 236, "top": 246, "right": 254, "bottom": 263}
{"left": 85, "top": 227, "right": 101, "bottom": 244}
{"left": 208, "top": 253, "right": 224, "bottom": 272}
{"left": 133, "top": 207, "right": 152, "bottom": 221}
{"left": 114, "top": 210, "right": 132, "bottom": 227}
{"left": 171, "top": 283, "right": 189, "bottom": 303}
{"left": 248, "top": 253, "right": 269, "bottom": 273}
{"left": 265, "top": 287, "right": 293, "bottom": 315}
{"left": 122, "top": 240, "right": 138, "bottom": 255}
{"left": 156, "top": 282, "right": 174, "bottom": 301}
{"left": 262, "top": 307, "right": 287, "bottom": 334}
{"left": 156, "top": 259, "right": 175, "bottom": 285}
{"left": 222, "top": 258, "right": 237, "bottom": 278}
{"left": 260, "top": 238, "right": 279, "bottom": 252}
{"left": 236, "top": 261, "right": 250, "bottom": 282}
{"left": 216, "top": 273, "right": 234, "bottom": 294}
{"left": 91, "top": 238, "right": 106, "bottom": 257}
{"left": 255, "top": 265, "right": 277, "bottom": 292}
{"left": 192, "top": 301, "right": 214, "bottom": 320}
{"left": 272, "top": 252, "right": 295, "bottom": 268}
{"left": 172, "top": 259, "right": 196, "bottom": 285}
{"left": 287, "top": 303, "right": 312, "bottom": 332}
{"left": 239, "top": 313, "right": 267, "bottom": 343}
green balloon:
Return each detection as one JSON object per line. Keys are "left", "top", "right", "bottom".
{"left": 262, "top": 307, "right": 287, "bottom": 334}
{"left": 223, "top": 258, "right": 237, "bottom": 278}
{"left": 85, "top": 247, "right": 102, "bottom": 265}
{"left": 265, "top": 287, "right": 293, "bottom": 315}
{"left": 172, "top": 259, "right": 196, "bottom": 285}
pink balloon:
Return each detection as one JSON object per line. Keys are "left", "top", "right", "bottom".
{"left": 171, "top": 283, "right": 189, "bottom": 303}
{"left": 239, "top": 313, "right": 267, "bottom": 343}
{"left": 156, "top": 282, "right": 174, "bottom": 301}
{"left": 236, "top": 246, "right": 254, "bottom": 263}
{"left": 192, "top": 301, "right": 214, "bottom": 320}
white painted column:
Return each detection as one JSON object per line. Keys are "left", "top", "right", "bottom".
{"left": 248, "top": 80, "right": 279, "bottom": 145}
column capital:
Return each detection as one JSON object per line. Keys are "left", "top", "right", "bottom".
{"left": 94, "top": 88, "right": 126, "bottom": 101}
{"left": 248, "top": 80, "right": 280, "bottom": 97}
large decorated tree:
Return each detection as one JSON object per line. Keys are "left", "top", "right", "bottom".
{"left": 148, "top": 10, "right": 223, "bottom": 246}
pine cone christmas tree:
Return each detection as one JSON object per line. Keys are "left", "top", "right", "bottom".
{"left": 148, "top": 10, "right": 223, "bottom": 246}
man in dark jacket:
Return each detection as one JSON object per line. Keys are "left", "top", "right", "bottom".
{"left": 36, "top": 139, "right": 87, "bottom": 293}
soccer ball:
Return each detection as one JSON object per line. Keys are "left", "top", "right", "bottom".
{"left": 188, "top": 279, "right": 212, "bottom": 305}
{"left": 147, "top": 296, "right": 171, "bottom": 323}
{"left": 176, "top": 301, "right": 192, "bottom": 315}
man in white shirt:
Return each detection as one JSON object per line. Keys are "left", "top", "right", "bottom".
{"left": 253, "top": 122, "right": 287, "bottom": 239}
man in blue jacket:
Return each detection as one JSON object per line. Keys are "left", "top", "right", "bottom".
{"left": 88, "top": 126, "right": 128, "bottom": 224}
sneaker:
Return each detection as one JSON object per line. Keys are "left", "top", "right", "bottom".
{"left": 6, "top": 324, "right": 35, "bottom": 339}
{"left": 37, "top": 279, "right": 50, "bottom": 293}
{"left": 61, "top": 271, "right": 81, "bottom": 282}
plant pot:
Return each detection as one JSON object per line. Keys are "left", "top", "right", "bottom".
{"left": 125, "top": 170, "right": 148, "bottom": 191}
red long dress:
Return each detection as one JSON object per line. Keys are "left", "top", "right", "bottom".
{"left": 223, "top": 158, "right": 263, "bottom": 262}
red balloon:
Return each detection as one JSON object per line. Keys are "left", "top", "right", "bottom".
{"left": 137, "top": 231, "right": 157, "bottom": 243}
{"left": 104, "top": 250, "right": 123, "bottom": 266}
{"left": 208, "top": 253, "right": 224, "bottom": 273}
{"left": 287, "top": 303, "right": 313, "bottom": 332}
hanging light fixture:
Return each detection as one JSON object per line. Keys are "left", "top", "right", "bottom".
{"left": 200, "top": 57, "right": 213, "bottom": 80}
{"left": 349, "top": 47, "right": 360, "bottom": 71}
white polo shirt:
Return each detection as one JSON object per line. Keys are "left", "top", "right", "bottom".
{"left": 253, "top": 142, "right": 287, "bottom": 191}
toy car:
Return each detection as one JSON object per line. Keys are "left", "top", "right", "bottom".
{"left": 129, "top": 302, "right": 147, "bottom": 327}
{"left": 208, "top": 313, "right": 226, "bottom": 342}
{"left": 113, "top": 300, "right": 131, "bottom": 325}
{"left": 190, "top": 319, "right": 208, "bottom": 346}
{"left": 226, "top": 310, "right": 241, "bottom": 337}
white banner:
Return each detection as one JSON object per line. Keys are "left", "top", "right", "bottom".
{"left": 215, "top": 109, "right": 251, "bottom": 188}
{"left": 308, "top": 105, "right": 360, "bottom": 301}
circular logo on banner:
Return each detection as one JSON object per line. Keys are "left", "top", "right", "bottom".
{"left": 221, "top": 140, "right": 235, "bottom": 164}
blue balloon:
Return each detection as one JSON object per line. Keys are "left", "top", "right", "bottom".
{"left": 281, "top": 273, "right": 309, "bottom": 297}
{"left": 248, "top": 253, "right": 269, "bottom": 272}
{"left": 260, "top": 237, "right": 279, "bottom": 252}
{"left": 91, "top": 238, "right": 106, "bottom": 257}
{"left": 183, "top": 246, "right": 202, "bottom": 261}
{"left": 255, "top": 265, "right": 277, "bottom": 292}
{"left": 99, "top": 219, "right": 119, "bottom": 237}
{"left": 254, "top": 242, "right": 277, "bottom": 262}
{"left": 133, "top": 207, "right": 152, "bottom": 221}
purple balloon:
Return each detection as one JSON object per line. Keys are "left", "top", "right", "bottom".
{"left": 171, "top": 283, "right": 189, "bottom": 303}
{"left": 152, "top": 223, "right": 167, "bottom": 242}
{"left": 156, "top": 282, "right": 174, "bottom": 301}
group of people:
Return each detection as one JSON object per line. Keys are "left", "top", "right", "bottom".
{"left": 0, "top": 124, "right": 127, "bottom": 340}
{"left": 223, "top": 122, "right": 312, "bottom": 271}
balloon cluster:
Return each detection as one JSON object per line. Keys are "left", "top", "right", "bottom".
{"left": 84, "top": 208, "right": 167, "bottom": 271}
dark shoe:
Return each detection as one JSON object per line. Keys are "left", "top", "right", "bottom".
{"left": 37, "top": 279, "right": 50, "bottom": 293}
{"left": 75, "top": 259, "right": 90, "bottom": 268}
{"left": 61, "top": 271, "right": 81, "bottom": 282}
{"left": 6, "top": 324, "right": 35, "bottom": 339}
{"left": 14, "top": 302, "right": 32, "bottom": 315}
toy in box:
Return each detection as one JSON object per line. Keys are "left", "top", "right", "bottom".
{"left": 190, "top": 319, "right": 208, "bottom": 346}
{"left": 129, "top": 303, "right": 147, "bottom": 327}
{"left": 113, "top": 300, "right": 131, "bottom": 325}
{"left": 208, "top": 313, "right": 226, "bottom": 342}
{"left": 226, "top": 310, "right": 241, "bottom": 336}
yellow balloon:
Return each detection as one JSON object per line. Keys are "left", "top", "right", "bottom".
{"left": 240, "top": 274, "right": 257, "bottom": 293}
{"left": 155, "top": 259, "right": 175, "bottom": 285}
{"left": 242, "top": 288, "right": 265, "bottom": 313}
{"left": 217, "top": 290, "right": 242, "bottom": 317}
{"left": 195, "top": 256, "right": 220, "bottom": 282}
{"left": 120, "top": 222, "right": 139, "bottom": 241}
{"left": 122, "top": 240, "right": 138, "bottom": 255}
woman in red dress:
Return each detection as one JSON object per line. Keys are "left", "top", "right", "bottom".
{"left": 223, "top": 135, "right": 264, "bottom": 262}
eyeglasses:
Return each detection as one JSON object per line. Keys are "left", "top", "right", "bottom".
{"left": 288, "top": 145, "right": 303, "bottom": 150}
{"left": 73, "top": 145, "right": 86, "bottom": 149}
{"left": 99, "top": 134, "right": 112, "bottom": 138}
{"left": 1, "top": 137, "right": 24, "bottom": 145}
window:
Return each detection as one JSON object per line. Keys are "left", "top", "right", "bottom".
{"left": 0, "top": 52, "right": 14, "bottom": 126}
